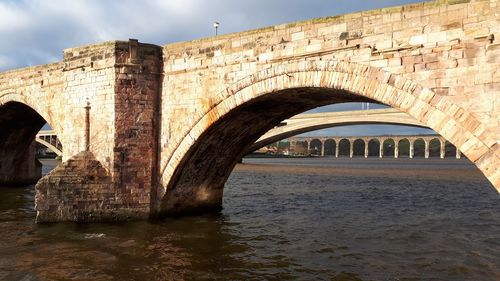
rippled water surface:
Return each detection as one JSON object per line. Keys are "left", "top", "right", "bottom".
{"left": 0, "top": 158, "right": 499, "bottom": 280}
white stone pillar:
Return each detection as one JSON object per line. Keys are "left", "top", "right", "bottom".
{"left": 456, "top": 148, "right": 461, "bottom": 159}
{"left": 349, "top": 140, "right": 353, "bottom": 158}
{"left": 440, "top": 141, "right": 445, "bottom": 159}
{"left": 424, "top": 141, "right": 429, "bottom": 159}
{"left": 394, "top": 141, "right": 399, "bottom": 159}
{"left": 321, "top": 141, "right": 325, "bottom": 157}
{"left": 379, "top": 139, "right": 384, "bottom": 158}
{"left": 364, "top": 140, "right": 369, "bottom": 158}
{"left": 409, "top": 141, "right": 414, "bottom": 159}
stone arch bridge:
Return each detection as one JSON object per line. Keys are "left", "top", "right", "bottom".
{"left": 288, "top": 135, "right": 460, "bottom": 159}
{"left": 0, "top": 0, "right": 498, "bottom": 222}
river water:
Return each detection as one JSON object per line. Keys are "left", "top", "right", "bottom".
{"left": 0, "top": 158, "right": 498, "bottom": 280}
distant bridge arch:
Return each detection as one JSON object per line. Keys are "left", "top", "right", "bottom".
{"left": 35, "top": 130, "right": 62, "bottom": 156}
{"left": 250, "top": 108, "right": 425, "bottom": 152}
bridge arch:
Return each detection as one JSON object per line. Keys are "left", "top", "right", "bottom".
{"left": 429, "top": 138, "right": 442, "bottom": 158}
{"left": 158, "top": 60, "right": 499, "bottom": 216}
{"left": 398, "top": 138, "right": 411, "bottom": 158}
{"left": 338, "top": 139, "right": 351, "bottom": 157}
{"left": 0, "top": 100, "right": 54, "bottom": 185}
{"left": 367, "top": 139, "right": 380, "bottom": 157}
{"left": 0, "top": 92, "right": 54, "bottom": 128}
{"left": 309, "top": 139, "right": 322, "bottom": 156}
{"left": 352, "top": 139, "right": 365, "bottom": 158}
{"left": 324, "top": 139, "right": 336, "bottom": 156}
{"left": 35, "top": 138, "right": 63, "bottom": 157}
{"left": 383, "top": 138, "right": 396, "bottom": 158}
{"left": 413, "top": 138, "right": 426, "bottom": 158}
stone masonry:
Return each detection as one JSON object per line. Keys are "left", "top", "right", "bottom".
{"left": 0, "top": 0, "right": 498, "bottom": 222}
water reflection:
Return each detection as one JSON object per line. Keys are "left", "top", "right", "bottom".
{"left": 0, "top": 158, "right": 498, "bottom": 280}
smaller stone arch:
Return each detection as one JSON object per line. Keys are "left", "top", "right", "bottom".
{"left": 398, "top": 138, "right": 411, "bottom": 158}
{"left": 429, "top": 138, "right": 442, "bottom": 158}
{"left": 309, "top": 138, "right": 323, "bottom": 156}
{"left": 338, "top": 138, "right": 350, "bottom": 157}
{"left": 324, "top": 139, "right": 336, "bottom": 156}
{"left": 352, "top": 139, "right": 365, "bottom": 158}
{"left": 367, "top": 138, "right": 380, "bottom": 157}
{"left": 383, "top": 138, "right": 396, "bottom": 157}
{"left": 412, "top": 138, "right": 425, "bottom": 158}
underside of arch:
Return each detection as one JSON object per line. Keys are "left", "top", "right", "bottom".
{"left": 157, "top": 60, "right": 499, "bottom": 217}
{"left": 250, "top": 120, "right": 426, "bottom": 153}
{"left": 0, "top": 102, "right": 46, "bottom": 185}
{"left": 159, "top": 88, "right": 369, "bottom": 215}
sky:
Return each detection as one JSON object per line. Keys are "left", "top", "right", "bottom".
{"left": 1, "top": 0, "right": 434, "bottom": 136}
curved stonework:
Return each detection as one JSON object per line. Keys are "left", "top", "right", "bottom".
{"left": 158, "top": 59, "right": 498, "bottom": 216}
{"left": 250, "top": 108, "right": 425, "bottom": 152}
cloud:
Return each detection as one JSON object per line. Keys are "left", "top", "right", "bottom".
{"left": 2, "top": 0, "right": 431, "bottom": 136}
{"left": 0, "top": 0, "right": 425, "bottom": 71}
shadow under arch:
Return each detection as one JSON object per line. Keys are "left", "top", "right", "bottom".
{"left": 157, "top": 60, "right": 499, "bottom": 217}
{"left": 309, "top": 139, "right": 323, "bottom": 156}
{"left": 398, "top": 138, "right": 411, "bottom": 158}
{"left": 0, "top": 101, "right": 49, "bottom": 185}
{"left": 338, "top": 138, "right": 351, "bottom": 157}
{"left": 324, "top": 139, "right": 336, "bottom": 156}
{"left": 368, "top": 139, "right": 380, "bottom": 157}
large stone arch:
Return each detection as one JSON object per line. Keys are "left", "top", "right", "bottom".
{"left": 157, "top": 60, "right": 499, "bottom": 216}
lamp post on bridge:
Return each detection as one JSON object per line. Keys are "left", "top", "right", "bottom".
{"left": 213, "top": 22, "right": 220, "bottom": 36}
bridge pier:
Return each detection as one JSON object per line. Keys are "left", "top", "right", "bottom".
{"left": 364, "top": 141, "right": 369, "bottom": 158}
{"left": 440, "top": 141, "right": 445, "bottom": 159}
{"left": 456, "top": 149, "right": 461, "bottom": 159}
{"left": 409, "top": 142, "right": 414, "bottom": 159}
{"left": 0, "top": 141, "right": 42, "bottom": 186}
{"left": 424, "top": 142, "right": 430, "bottom": 159}
{"left": 349, "top": 140, "right": 354, "bottom": 158}
{"left": 394, "top": 141, "right": 399, "bottom": 159}
{"left": 32, "top": 40, "right": 162, "bottom": 222}
{"left": 379, "top": 142, "right": 384, "bottom": 158}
